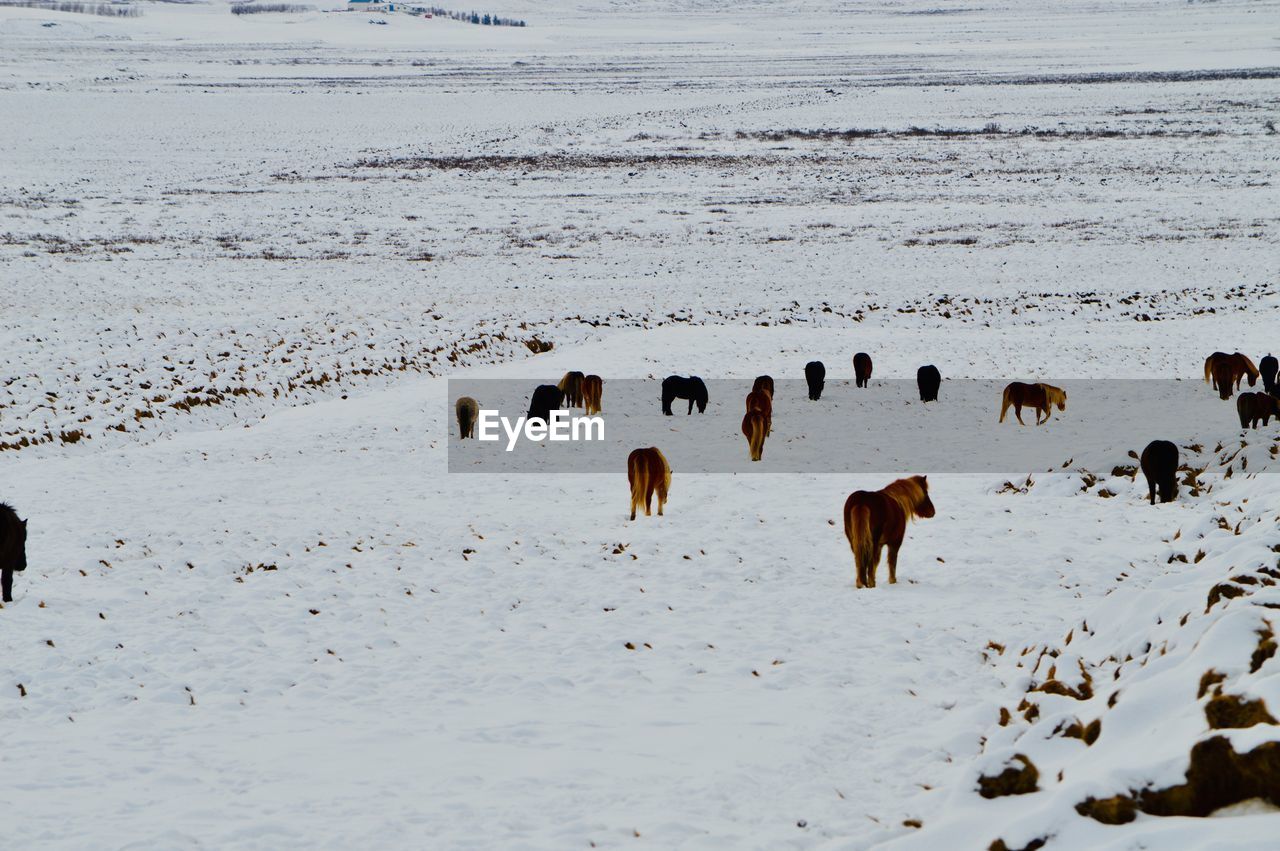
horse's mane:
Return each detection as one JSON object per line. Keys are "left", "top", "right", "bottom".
{"left": 1237, "top": 353, "right": 1260, "bottom": 378}
{"left": 1040, "top": 384, "right": 1067, "bottom": 407}
{"left": 883, "top": 476, "right": 928, "bottom": 520}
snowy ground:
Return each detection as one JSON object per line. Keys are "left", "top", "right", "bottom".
{"left": 2, "top": 0, "right": 1278, "bottom": 847}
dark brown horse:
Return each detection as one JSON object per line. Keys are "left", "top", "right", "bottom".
{"left": 805, "top": 361, "right": 825, "bottom": 401}
{"left": 916, "top": 365, "right": 941, "bottom": 403}
{"left": 853, "top": 352, "right": 872, "bottom": 388}
{"left": 1204, "top": 352, "right": 1259, "bottom": 400}
{"left": 558, "top": 371, "right": 586, "bottom": 408}
{"left": 745, "top": 387, "right": 772, "bottom": 435}
{"left": 1140, "top": 440, "right": 1179, "bottom": 505}
{"left": 527, "top": 384, "right": 564, "bottom": 423}
{"left": 1, "top": 503, "right": 28, "bottom": 604}
{"left": 1259, "top": 354, "right": 1277, "bottom": 395}
{"left": 1237, "top": 392, "right": 1280, "bottom": 429}
{"left": 999, "top": 382, "right": 1066, "bottom": 425}
{"left": 741, "top": 410, "right": 768, "bottom": 462}
{"left": 752, "top": 375, "right": 774, "bottom": 397}
{"left": 455, "top": 396, "right": 479, "bottom": 439}
{"left": 582, "top": 375, "right": 603, "bottom": 415}
{"left": 843, "top": 476, "right": 935, "bottom": 588}
{"left": 627, "top": 448, "right": 671, "bottom": 520}
{"left": 661, "top": 376, "right": 708, "bottom": 416}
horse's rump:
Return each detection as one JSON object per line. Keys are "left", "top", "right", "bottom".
{"left": 455, "top": 396, "right": 479, "bottom": 439}
{"left": 558, "top": 371, "right": 586, "bottom": 408}
{"left": 1140, "top": 440, "right": 1179, "bottom": 504}
{"left": 804, "top": 361, "right": 826, "bottom": 400}
{"left": 582, "top": 375, "right": 603, "bottom": 414}
{"left": 627, "top": 447, "right": 671, "bottom": 519}
{"left": 916, "top": 365, "right": 941, "bottom": 402}
{"left": 853, "top": 352, "right": 873, "bottom": 387}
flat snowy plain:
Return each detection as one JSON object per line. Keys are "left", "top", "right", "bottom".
{"left": 1, "top": 0, "right": 1278, "bottom": 847}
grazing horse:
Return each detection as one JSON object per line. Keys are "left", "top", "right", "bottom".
{"left": 1140, "top": 440, "right": 1179, "bottom": 505}
{"left": 0, "top": 503, "right": 28, "bottom": 604}
{"left": 627, "top": 447, "right": 671, "bottom": 520}
{"left": 582, "top": 374, "right": 603, "bottom": 415}
{"left": 805, "top": 361, "right": 826, "bottom": 400}
{"left": 752, "top": 375, "right": 774, "bottom": 398}
{"left": 853, "top": 352, "right": 873, "bottom": 388}
{"left": 916, "top": 365, "right": 941, "bottom": 403}
{"left": 745, "top": 387, "right": 772, "bottom": 435}
{"left": 558, "top": 371, "right": 586, "bottom": 409}
{"left": 741, "top": 410, "right": 768, "bottom": 462}
{"left": 1260, "top": 355, "right": 1278, "bottom": 394}
{"left": 1237, "top": 392, "right": 1280, "bottom": 429}
{"left": 999, "top": 382, "right": 1066, "bottom": 425}
{"left": 843, "top": 476, "right": 935, "bottom": 588}
{"left": 661, "top": 375, "right": 708, "bottom": 415}
{"left": 455, "top": 396, "right": 479, "bottom": 439}
{"left": 1204, "top": 352, "right": 1259, "bottom": 399}
{"left": 527, "top": 384, "right": 564, "bottom": 424}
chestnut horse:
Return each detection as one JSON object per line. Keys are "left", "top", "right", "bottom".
{"left": 1140, "top": 440, "right": 1178, "bottom": 505}
{"left": 582, "top": 374, "right": 603, "bottom": 415}
{"left": 752, "top": 375, "right": 774, "bottom": 397}
{"left": 843, "top": 476, "right": 935, "bottom": 588}
{"left": 741, "top": 409, "right": 768, "bottom": 462}
{"left": 1204, "top": 352, "right": 1258, "bottom": 400}
{"left": 805, "top": 361, "right": 825, "bottom": 400}
{"left": 1, "top": 503, "right": 28, "bottom": 604}
{"left": 558, "top": 371, "right": 586, "bottom": 408}
{"left": 853, "top": 352, "right": 872, "bottom": 388}
{"left": 627, "top": 447, "right": 671, "bottom": 520}
{"left": 745, "top": 387, "right": 772, "bottom": 435}
{"left": 999, "top": 382, "right": 1066, "bottom": 425}
{"left": 1237, "top": 392, "right": 1280, "bottom": 429}
{"left": 455, "top": 396, "right": 479, "bottom": 439}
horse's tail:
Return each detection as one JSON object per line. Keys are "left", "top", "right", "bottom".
{"left": 628, "top": 453, "right": 648, "bottom": 518}
{"left": 998, "top": 387, "right": 1011, "bottom": 422}
{"left": 1204, "top": 356, "right": 1214, "bottom": 384}
{"left": 846, "top": 502, "right": 874, "bottom": 586}
{"left": 458, "top": 405, "right": 475, "bottom": 439}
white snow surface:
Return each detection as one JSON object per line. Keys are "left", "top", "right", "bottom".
{"left": 2, "top": 0, "right": 1279, "bottom": 847}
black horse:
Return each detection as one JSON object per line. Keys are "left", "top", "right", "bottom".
{"left": 804, "top": 361, "right": 825, "bottom": 401}
{"left": 853, "top": 353, "right": 872, "bottom": 388}
{"left": 662, "top": 376, "right": 708, "bottom": 415}
{"left": 1, "top": 503, "right": 28, "bottom": 604}
{"left": 1139, "top": 440, "right": 1178, "bottom": 505}
{"left": 527, "top": 384, "right": 565, "bottom": 424}
{"left": 916, "top": 365, "right": 941, "bottom": 403}
{"left": 1261, "top": 354, "right": 1278, "bottom": 394}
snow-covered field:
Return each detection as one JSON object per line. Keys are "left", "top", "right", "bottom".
{"left": 2, "top": 0, "right": 1278, "bottom": 847}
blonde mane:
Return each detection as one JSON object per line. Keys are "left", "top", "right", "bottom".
{"left": 1039, "top": 383, "right": 1067, "bottom": 410}
{"left": 883, "top": 476, "right": 929, "bottom": 521}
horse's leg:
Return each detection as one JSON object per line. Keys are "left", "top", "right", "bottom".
{"left": 867, "top": 543, "right": 881, "bottom": 588}
{"left": 887, "top": 541, "right": 903, "bottom": 584}
{"left": 644, "top": 486, "right": 654, "bottom": 516}
{"left": 1015, "top": 403, "right": 1025, "bottom": 425}
{"left": 1, "top": 568, "right": 11, "bottom": 603}
{"left": 687, "top": 398, "right": 694, "bottom": 415}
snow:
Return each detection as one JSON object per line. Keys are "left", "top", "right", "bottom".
{"left": 2, "top": 0, "right": 1279, "bottom": 846}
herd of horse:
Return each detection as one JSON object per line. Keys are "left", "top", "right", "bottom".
{"left": 446, "top": 348, "right": 1280, "bottom": 589}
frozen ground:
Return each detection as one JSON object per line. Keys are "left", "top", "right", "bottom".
{"left": 1, "top": 0, "right": 1278, "bottom": 847}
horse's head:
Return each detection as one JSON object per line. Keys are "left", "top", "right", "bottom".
{"left": 1056, "top": 392, "right": 1067, "bottom": 412}
{"left": 914, "top": 475, "right": 936, "bottom": 519}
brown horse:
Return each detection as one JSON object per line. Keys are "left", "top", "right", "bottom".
{"left": 627, "top": 448, "right": 671, "bottom": 521}
{"left": 741, "top": 409, "right": 768, "bottom": 461}
{"left": 853, "top": 352, "right": 873, "bottom": 388}
{"left": 1204, "top": 352, "right": 1258, "bottom": 400}
{"left": 752, "top": 375, "right": 774, "bottom": 397}
{"left": 843, "top": 476, "right": 935, "bottom": 588}
{"left": 999, "top": 382, "right": 1066, "bottom": 425}
{"left": 558, "top": 371, "right": 586, "bottom": 408}
{"left": 745, "top": 387, "right": 773, "bottom": 435}
{"left": 455, "top": 396, "right": 479, "bottom": 439}
{"left": 1237, "top": 392, "right": 1280, "bottom": 429}
{"left": 582, "top": 375, "right": 603, "bottom": 415}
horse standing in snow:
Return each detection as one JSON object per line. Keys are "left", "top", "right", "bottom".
{"left": 527, "top": 384, "right": 564, "bottom": 424}
{"left": 661, "top": 376, "right": 708, "bottom": 416}
{"left": 916, "top": 365, "right": 941, "bottom": 403}
{"left": 1260, "top": 354, "right": 1278, "bottom": 394}
{"left": 999, "top": 382, "right": 1066, "bottom": 425}
{"left": 1237, "top": 392, "right": 1280, "bottom": 429}
{"left": 1140, "top": 440, "right": 1179, "bottom": 505}
{"left": 843, "top": 476, "right": 935, "bottom": 588}
{"left": 853, "top": 352, "right": 873, "bottom": 388}
{"left": 582, "top": 375, "right": 603, "bottom": 415}
{"left": 1, "top": 503, "right": 28, "bottom": 604}
{"left": 627, "top": 447, "right": 671, "bottom": 520}
{"left": 558, "top": 371, "right": 586, "bottom": 408}
{"left": 1204, "top": 352, "right": 1259, "bottom": 400}
{"left": 805, "top": 361, "right": 825, "bottom": 400}
{"left": 455, "top": 397, "right": 479, "bottom": 439}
